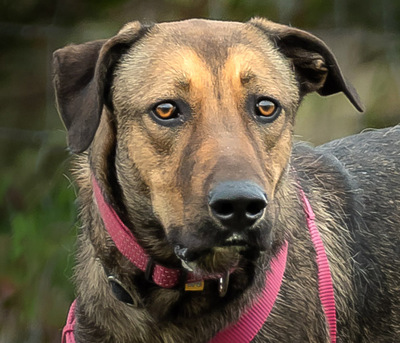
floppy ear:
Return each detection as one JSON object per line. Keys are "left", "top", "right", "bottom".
{"left": 53, "top": 22, "right": 151, "bottom": 153}
{"left": 249, "top": 18, "right": 364, "bottom": 112}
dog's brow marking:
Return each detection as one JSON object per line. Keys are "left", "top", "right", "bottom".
{"left": 223, "top": 53, "right": 247, "bottom": 84}
{"left": 218, "top": 49, "right": 258, "bottom": 107}
{"left": 175, "top": 48, "right": 212, "bottom": 92}
{"left": 174, "top": 77, "right": 190, "bottom": 91}
{"left": 222, "top": 47, "right": 268, "bottom": 96}
{"left": 240, "top": 70, "right": 256, "bottom": 85}
{"left": 222, "top": 46, "right": 299, "bottom": 111}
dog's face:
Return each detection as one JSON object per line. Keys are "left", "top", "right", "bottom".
{"left": 113, "top": 20, "right": 298, "bottom": 274}
{"left": 53, "top": 18, "right": 363, "bottom": 276}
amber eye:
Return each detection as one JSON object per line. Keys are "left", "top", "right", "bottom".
{"left": 154, "top": 102, "right": 178, "bottom": 120}
{"left": 255, "top": 99, "right": 278, "bottom": 118}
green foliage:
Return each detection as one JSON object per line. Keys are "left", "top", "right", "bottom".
{"left": 0, "top": 171, "right": 76, "bottom": 342}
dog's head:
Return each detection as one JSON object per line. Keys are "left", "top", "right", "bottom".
{"left": 54, "top": 18, "right": 363, "bottom": 276}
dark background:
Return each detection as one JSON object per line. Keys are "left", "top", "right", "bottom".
{"left": 1, "top": 1, "right": 399, "bottom": 342}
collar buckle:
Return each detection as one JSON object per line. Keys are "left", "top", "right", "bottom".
{"left": 144, "top": 257, "right": 155, "bottom": 283}
{"left": 107, "top": 275, "right": 137, "bottom": 307}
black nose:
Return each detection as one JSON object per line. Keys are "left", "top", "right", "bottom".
{"left": 208, "top": 181, "right": 267, "bottom": 231}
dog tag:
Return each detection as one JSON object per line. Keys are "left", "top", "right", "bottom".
{"left": 185, "top": 280, "right": 204, "bottom": 291}
{"left": 219, "top": 271, "right": 230, "bottom": 297}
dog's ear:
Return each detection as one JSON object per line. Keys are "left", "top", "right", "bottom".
{"left": 53, "top": 22, "right": 151, "bottom": 153}
{"left": 249, "top": 18, "right": 364, "bottom": 112}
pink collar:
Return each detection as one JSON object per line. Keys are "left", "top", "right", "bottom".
{"left": 92, "top": 176, "right": 185, "bottom": 288}
{"left": 92, "top": 175, "right": 231, "bottom": 288}
{"left": 62, "top": 178, "right": 336, "bottom": 343}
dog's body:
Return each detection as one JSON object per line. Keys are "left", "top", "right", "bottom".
{"left": 54, "top": 19, "right": 400, "bottom": 342}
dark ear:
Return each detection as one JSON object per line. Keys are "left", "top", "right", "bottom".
{"left": 249, "top": 18, "right": 364, "bottom": 112}
{"left": 53, "top": 22, "right": 151, "bottom": 153}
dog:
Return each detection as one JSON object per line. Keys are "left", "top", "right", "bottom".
{"left": 53, "top": 18, "right": 400, "bottom": 342}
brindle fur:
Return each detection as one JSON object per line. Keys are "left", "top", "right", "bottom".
{"left": 53, "top": 18, "right": 400, "bottom": 342}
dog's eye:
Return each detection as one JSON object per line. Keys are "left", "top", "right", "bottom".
{"left": 255, "top": 99, "right": 279, "bottom": 119}
{"left": 154, "top": 103, "right": 178, "bottom": 120}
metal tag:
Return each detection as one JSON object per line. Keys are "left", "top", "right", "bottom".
{"left": 185, "top": 280, "right": 204, "bottom": 291}
{"left": 219, "top": 271, "right": 230, "bottom": 297}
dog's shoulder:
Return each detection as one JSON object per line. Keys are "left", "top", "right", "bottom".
{"left": 317, "top": 125, "right": 400, "bottom": 200}
{"left": 291, "top": 140, "right": 355, "bottom": 193}
{"left": 293, "top": 125, "right": 400, "bottom": 210}
{"left": 318, "top": 125, "right": 400, "bottom": 167}
{"left": 318, "top": 126, "right": 400, "bottom": 331}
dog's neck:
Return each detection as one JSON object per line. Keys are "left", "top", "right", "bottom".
{"left": 67, "top": 165, "right": 337, "bottom": 342}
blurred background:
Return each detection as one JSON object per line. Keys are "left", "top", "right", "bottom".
{"left": 1, "top": 0, "right": 399, "bottom": 342}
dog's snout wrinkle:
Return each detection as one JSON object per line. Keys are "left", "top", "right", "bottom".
{"left": 209, "top": 181, "right": 267, "bottom": 231}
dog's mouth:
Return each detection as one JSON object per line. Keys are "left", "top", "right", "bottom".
{"left": 168, "top": 216, "right": 272, "bottom": 278}
{"left": 173, "top": 233, "right": 257, "bottom": 276}
{"left": 221, "top": 233, "right": 249, "bottom": 247}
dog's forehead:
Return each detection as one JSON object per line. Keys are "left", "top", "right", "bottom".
{"left": 119, "top": 20, "right": 290, "bottom": 86}
{"left": 120, "top": 19, "right": 282, "bottom": 72}
{"left": 150, "top": 19, "right": 272, "bottom": 60}
{"left": 155, "top": 19, "right": 249, "bottom": 41}
{"left": 114, "top": 19, "right": 298, "bottom": 111}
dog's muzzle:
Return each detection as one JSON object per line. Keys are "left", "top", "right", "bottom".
{"left": 173, "top": 181, "right": 269, "bottom": 274}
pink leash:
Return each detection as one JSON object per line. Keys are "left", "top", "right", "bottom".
{"left": 211, "top": 190, "right": 337, "bottom": 343}
{"left": 61, "top": 299, "right": 76, "bottom": 343}
{"left": 300, "top": 189, "right": 337, "bottom": 343}
{"left": 62, "top": 181, "right": 336, "bottom": 343}
{"left": 210, "top": 240, "right": 288, "bottom": 343}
